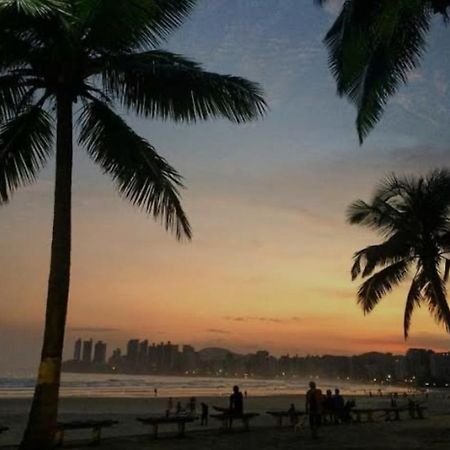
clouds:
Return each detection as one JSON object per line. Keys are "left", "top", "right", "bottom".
{"left": 68, "top": 327, "right": 120, "bottom": 333}
{"left": 206, "top": 328, "right": 230, "bottom": 334}
{"left": 224, "top": 316, "right": 303, "bottom": 324}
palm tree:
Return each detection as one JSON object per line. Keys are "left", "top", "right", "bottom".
{"left": 348, "top": 169, "right": 450, "bottom": 341}
{"left": 0, "top": 1, "right": 266, "bottom": 448}
{"left": 318, "top": 0, "right": 450, "bottom": 143}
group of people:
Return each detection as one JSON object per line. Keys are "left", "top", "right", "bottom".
{"left": 164, "top": 383, "right": 355, "bottom": 439}
{"left": 306, "top": 381, "right": 353, "bottom": 439}
{"left": 166, "top": 396, "right": 198, "bottom": 416}
{"left": 165, "top": 386, "right": 245, "bottom": 426}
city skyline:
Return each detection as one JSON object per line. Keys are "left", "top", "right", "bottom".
{"left": 3, "top": 1, "right": 450, "bottom": 373}
{"left": 63, "top": 336, "right": 450, "bottom": 385}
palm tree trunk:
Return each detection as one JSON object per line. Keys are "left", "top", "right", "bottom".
{"left": 20, "top": 92, "right": 73, "bottom": 450}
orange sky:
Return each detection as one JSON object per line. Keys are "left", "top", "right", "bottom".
{"left": 2, "top": 156, "right": 450, "bottom": 369}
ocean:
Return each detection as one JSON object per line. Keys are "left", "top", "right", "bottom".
{"left": 0, "top": 372, "right": 409, "bottom": 398}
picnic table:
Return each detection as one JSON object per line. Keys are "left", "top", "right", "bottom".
{"left": 351, "top": 407, "right": 401, "bottom": 423}
{"left": 210, "top": 412, "right": 260, "bottom": 431}
{"left": 136, "top": 414, "right": 198, "bottom": 438}
{"left": 55, "top": 420, "right": 118, "bottom": 447}
{"left": 266, "top": 410, "right": 306, "bottom": 427}
{"left": 351, "top": 406, "right": 426, "bottom": 423}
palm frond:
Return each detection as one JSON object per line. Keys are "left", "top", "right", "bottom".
{"left": 101, "top": 50, "right": 267, "bottom": 123}
{"left": 77, "top": 99, "right": 191, "bottom": 240}
{"left": 0, "top": 104, "right": 54, "bottom": 204}
{"left": 324, "top": 0, "right": 431, "bottom": 143}
{"left": 346, "top": 198, "right": 401, "bottom": 235}
{"left": 422, "top": 262, "right": 450, "bottom": 332}
{"left": 351, "top": 233, "right": 411, "bottom": 280}
{"left": 76, "top": 0, "right": 196, "bottom": 52}
{"left": 404, "top": 271, "right": 425, "bottom": 338}
{"left": 443, "top": 259, "right": 450, "bottom": 282}
{"left": 0, "top": 74, "right": 29, "bottom": 123}
{"left": 357, "top": 259, "right": 409, "bottom": 314}
{"left": 0, "top": 0, "right": 66, "bottom": 16}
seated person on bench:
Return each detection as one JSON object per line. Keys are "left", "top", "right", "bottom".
{"left": 214, "top": 385, "right": 244, "bottom": 415}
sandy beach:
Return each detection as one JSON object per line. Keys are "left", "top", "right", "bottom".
{"left": 1, "top": 393, "right": 450, "bottom": 449}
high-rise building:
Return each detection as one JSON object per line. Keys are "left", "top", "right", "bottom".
{"left": 127, "top": 339, "right": 139, "bottom": 362}
{"left": 73, "top": 338, "right": 82, "bottom": 361}
{"left": 82, "top": 339, "right": 93, "bottom": 363}
{"left": 138, "top": 340, "right": 149, "bottom": 362}
{"left": 406, "top": 348, "right": 433, "bottom": 380}
{"left": 93, "top": 340, "right": 107, "bottom": 364}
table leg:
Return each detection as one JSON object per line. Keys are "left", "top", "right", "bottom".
{"left": 92, "top": 427, "right": 101, "bottom": 445}
{"left": 55, "top": 429, "right": 64, "bottom": 448}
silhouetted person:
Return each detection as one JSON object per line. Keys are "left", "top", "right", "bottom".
{"left": 306, "top": 381, "right": 323, "bottom": 439}
{"left": 230, "top": 385, "right": 244, "bottom": 415}
{"left": 154, "top": 388, "right": 158, "bottom": 397}
{"left": 287, "top": 403, "right": 297, "bottom": 426}
{"left": 168, "top": 397, "right": 174, "bottom": 411}
{"left": 189, "top": 397, "right": 197, "bottom": 414}
{"left": 176, "top": 401, "right": 183, "bottom": 414}
{"left": 342, "top": 400, "right": 355, "bottom": 423}
{"left": 244, "top": 390, "right": 248, "bottom": 398}
{"left": 201, "top": 402, "right": 209, "bottom": 425}
{"left": 333, "top": 389, "right": 345, "bottom": 423}
{"left": 390, "top": 393, "right": 397, "bottom": 408}
{"left": 323, "top": 389, "right": 333, "bottom": 423}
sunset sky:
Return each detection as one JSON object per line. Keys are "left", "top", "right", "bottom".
{"left": 2, "top": 0, "right": 450, "bottom": 372}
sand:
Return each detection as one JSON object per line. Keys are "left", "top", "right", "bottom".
{"left": 1, "top": 394, "right": 450, "bottom": 449}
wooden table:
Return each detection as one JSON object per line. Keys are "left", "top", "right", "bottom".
{"left": 266, "top": 411, "right": 306, "bottom": 427}
{"left": 210, "top": 412, "right": 260, "bottom": 431}
{"left": 55, "top": 420, "right": 118, "bottom": 447}
{"left": 137, "top": 415, "right": 198, "bottom": 438}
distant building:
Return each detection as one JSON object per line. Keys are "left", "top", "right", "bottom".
{"left": 430, "top": 352, "right": 450, "bottom": 380}
{"left": 138, "top": 340, "right": 149, "bottom": 362}
{"left": 93, "top": 340, "right": 107, "bottom": 364}
{"left": 406, "top": 348, "right": 433, "bottom": 380}
{"left": 109, "top": 348, "right": 122, "bottom": 367}
{"left": 73, "top": 338, "right": 82, "bottom": 361}
{"left": 82, "top": 339, "right": 93, "bottom": 363}
{"left": 127, "top": 339, "right": 139, "bottom": 363}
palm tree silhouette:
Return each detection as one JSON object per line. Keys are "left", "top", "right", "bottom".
{"left": 0, "top": 1, "right": 266, "bottom": 448}
{"left": 318, "top": 0, "right": 450, "bottom": 143}
{"left": 348, "top": 170, "right": 450, "bottom": 340}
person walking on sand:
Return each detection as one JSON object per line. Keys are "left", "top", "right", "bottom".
{"left": 306, "top": 381, "right": 323, "bottom": 439}
{"left": 201, "top": 402, "right": 209, "bottom": 426}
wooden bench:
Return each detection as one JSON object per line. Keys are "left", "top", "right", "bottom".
{"left": 351, "top": 408, "right": 396, "bottom": 423}
{"left": 210, "top": 412, "right": 260, "bottom": 431}
{"left": 136, "top": 415, "right": 198, "bottom": 439}
{"left": 408, "top": 404, "right": 427, "bottom": 419}
{"left": 55, "top": 420, "right": 118, "bottom": 447}
{"left": 351, "top": 406, "right": 425, "bottom": 423}
{"left": 266, "top": 410, "right": 306, "bottom": 428}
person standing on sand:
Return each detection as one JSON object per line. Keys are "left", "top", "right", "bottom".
{"left": 305, "top": 381, "right": 323, "bottom": 439}
{"left": 230, "top": 385, "right": 244, "bottom": 415}
{"left": 201, "top": 402, "right": 209, "bottom": 425}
